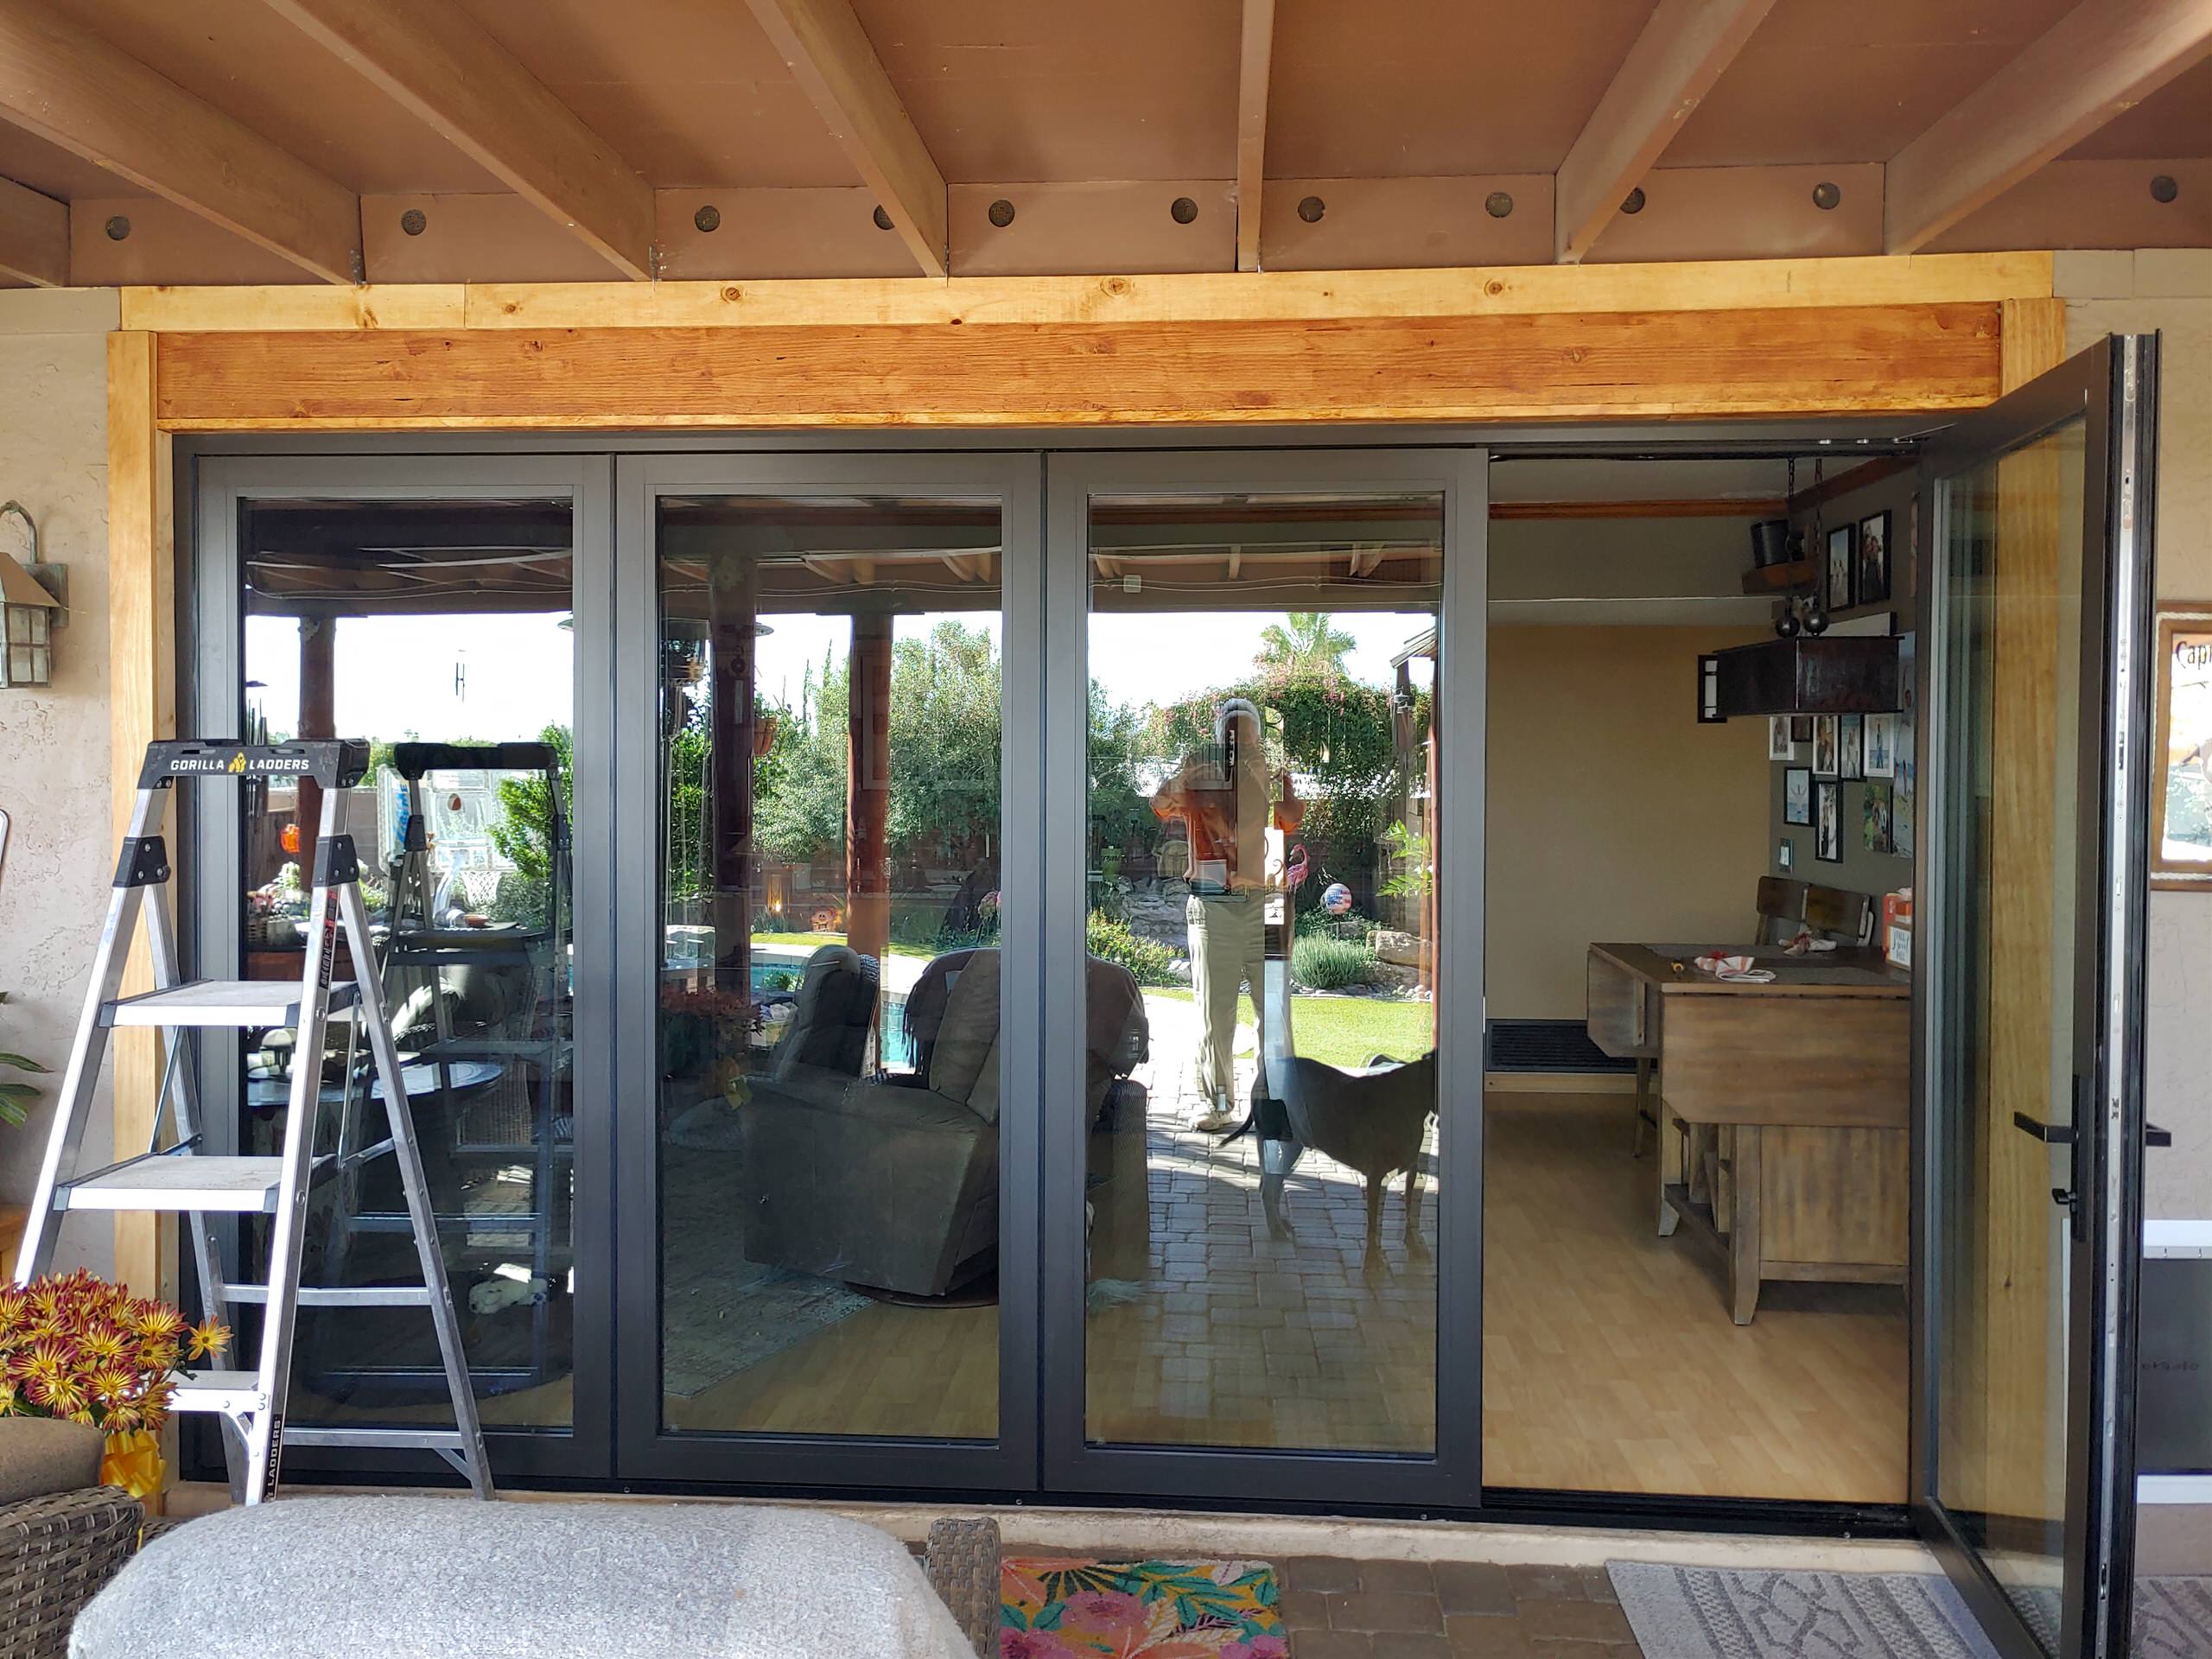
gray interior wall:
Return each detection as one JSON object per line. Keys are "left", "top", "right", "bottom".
{"left": 1766, "top": 470, "right": 1920, "bottom": 913}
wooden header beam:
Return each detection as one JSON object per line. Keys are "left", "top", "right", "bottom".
{"left": 118, "top": 251, "right": 2054, "bottom": 334}
{"left": 744, "top": 0, "right": 947, "bottom": 278}
{"left": 1235, "top": 0, "right": 1277, "bottom": 273}
{"left": 264, "top": 0, "right": 656, "bottom": 282}
{"left": 148, "top": 301, "right": 2005, "bottom": 431}
{"left": 1886, "top": 0, "right": 2212, "bottom": 254}
{"left": 0, "top": 2, "right": 359, "bottom": 284}
{"left": 0, "top": 172, "right": 65, "bottom": 286}
{"left": 1554, "top": 0, "right": 1777, "bottom": 264}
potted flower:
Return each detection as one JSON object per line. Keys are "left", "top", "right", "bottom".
{"left": 0, "top": 1269, "right": 230, "bottom": 1502}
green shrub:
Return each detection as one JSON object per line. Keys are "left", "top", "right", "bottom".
{"left": 1292, "top": 934, "right": 1381, "bottom": 990}
{"left": 1085, "top": 912, "right": 1183, "bottom": 987}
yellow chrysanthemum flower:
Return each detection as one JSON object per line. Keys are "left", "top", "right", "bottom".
{"left": 186, "top": 1319, "right": 232, "bottom": 1361}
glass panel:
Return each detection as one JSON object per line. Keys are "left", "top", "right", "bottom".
{"left": 1932, "top": 418, "right": 2088, "bottom": 1651}
{"left": 238, "top": 494, "right": 577, "bottom": 1427}
{"left": 1081, "top": 490, "right": 1444, "bottom": 1453}
{"left": 655, "top": 494, "right": 1004, "bottom": 1440}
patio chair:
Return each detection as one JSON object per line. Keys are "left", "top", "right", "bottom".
{"left": 0, "top": 1485, "right": 143, "bottom": 1659}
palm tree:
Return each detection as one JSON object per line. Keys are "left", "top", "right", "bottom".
{"left": 1255, "top": 612, "right": 1356, "bottom": 678}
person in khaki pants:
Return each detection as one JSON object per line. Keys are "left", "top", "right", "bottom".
{"left": 1150, "top": 700, "right": 1303, "bottom": 1133}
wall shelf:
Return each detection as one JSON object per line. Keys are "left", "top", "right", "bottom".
{"left": 1741, "top": 556, "right": 1816, "bottom": 596}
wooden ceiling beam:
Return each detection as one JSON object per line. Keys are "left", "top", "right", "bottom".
{"left": 0, "top": 173, "right": 66, "bottom": 286}
{"left": 1553, "top": 0, "right": 1778, "bottom": 264}
{"left": 743, "top": 0, "right": 947, "bottom": 278}
{"left": 1886, "top": 0, "right": 2212, "bottom": 255}
{"left": 1235, "top": 0, "right": 1276, "bottom": 273}
{"left": 0, "top": 3, "right": 360, "bottom": 284}
{"left": 263, "top": 0, "right": 656, "bottom": 282}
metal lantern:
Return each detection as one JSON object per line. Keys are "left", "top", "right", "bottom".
{"left": 0, "top": 502, "right": 60, "bottom": 688}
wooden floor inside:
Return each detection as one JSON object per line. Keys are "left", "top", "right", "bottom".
{"left": 292, "top": 1090, "right": 1906, "bottom": 1503}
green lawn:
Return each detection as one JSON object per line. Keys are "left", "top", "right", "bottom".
{"left": 1144, "top": 988, "right": 1433, "bottom": 1072}
{"left": 751, "top": 929, "right": 934, "bottom": 960}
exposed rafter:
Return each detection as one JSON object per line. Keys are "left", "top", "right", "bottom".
{"left": 0, "top": 2, "right": 360, "bottom": 284}
{"left": 743, "top": 0, "right": 947, "bottom": 278}
{"left": 1553, "top": 0, "right": 1778, "bottom": 264}
{"left": 0, "top": 173, "right": 66, "bottom": 286}
{"left": 1886, "top": 0, "right": 2212, "bottom": 254}
{"left": 262, "top": 0, "right": 656, "bottom": 283}
{"left": 1235, "top": 0, "right": 1277, "bottom": 272}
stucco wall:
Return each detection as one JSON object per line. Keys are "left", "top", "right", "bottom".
{"left": 0, "top": 289, "right": 117, "bottom": 1277}
{"left": 2056, "top": 250, "right": 2212, "bottom": 1225}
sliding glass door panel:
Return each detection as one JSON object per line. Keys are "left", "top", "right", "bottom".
{"left": 612, "top": 454, "right": 1040, "bottom": 1491}
{"left": 1041, "top": 449, "right": 1486, "bottom": 1507}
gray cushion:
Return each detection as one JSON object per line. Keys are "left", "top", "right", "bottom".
{"left": 925, "top": 952, "right": 1001, "bottom": 1122}
{"left": 72, "top": 1496, "right": 969, "bottom": 1659}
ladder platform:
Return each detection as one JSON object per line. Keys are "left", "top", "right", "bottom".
{"left": 59, "top": 1154, "right": 319, "bottom": 1214}
{"left": 282, "top": 1426, "right": 473, "bottom": 1452}
{"left": 225, "top": 1283, "right": 434, "bottom": 1309}
{"left": 103, "top": 979, "right": 358, "bottom": 1028}
{"left": 169, "top": 1370, "right": 264, "bottom": 1415}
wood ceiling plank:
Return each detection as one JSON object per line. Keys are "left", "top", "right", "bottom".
{"left": 149, "top": 302, "right": 2004, "bottom": 430}
{"left": 1927, "top": 157, "right": 2212, "bottom": 255}
{"left": 0, "top": 172, "right": 64, "bottom": 286}
{"left": 1886, "top": 0, "right": 2212, "bottom": 255}
{"left": 262, "top": 0, "right": 655, "bottom": 282}
{"left": 1236, "top": 0, "right": 1276, "bottom": 273}
{"left": 743, "top": 0, "right": 947, "bottom": 278}
{"left": 0, "top": 3, "right": 360, "bottom": 284}
{"left": 1554, "top": 0, "right": 1780, "bottom": 264}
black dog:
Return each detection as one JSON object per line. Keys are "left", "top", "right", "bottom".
{"left": 1221, "top": 1051, "right": 1439, "bottom": 1269}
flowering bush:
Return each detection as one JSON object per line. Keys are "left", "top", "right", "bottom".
{"left": 0, "top": 1271, "right": 228, "bottom": 1433}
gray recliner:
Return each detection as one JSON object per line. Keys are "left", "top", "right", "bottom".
{"left": 735, "top": 947, "right": 1149, "bottom": 1299}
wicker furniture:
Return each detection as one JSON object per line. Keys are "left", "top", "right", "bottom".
{"left": 0, "top": 1485, "right": 143, "bottom": 1659}
{"left": 921, "top": 1516, "right": 1001, "bottom": 1656}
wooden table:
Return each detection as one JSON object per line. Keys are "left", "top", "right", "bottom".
{"left": 1586, "top": 942, "right": 1910, "bottom": 1323}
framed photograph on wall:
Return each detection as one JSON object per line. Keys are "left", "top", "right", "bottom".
{"left": 1783, "top": 766, "right": 1813, "bottom": 826}
{"left": 2152, "top": 602, "right": 2212, "bottom": 889}
{"left": 1862, "top": 781, "right": 1894, "bottom": 855}
{"left": 1838, "top": 712, "right": 1865, "bottom": 780}
{"left": 1857, "top": 509, "right": 1891, "bottom": 606}
{"left": 1790, "top": 715, "right": 1815, "bottom": 744}
{"left": 1815, "top": 780, "right": 1841, "bottom": 862}
{"left": 1826, "top": 524, "right": 1856, "bottom": 613}
{"left": 1814, "top": 715, "right": 1839, "bottom": 778}
{"left": 1863, "top": 711, "right": 1897, "bottom": 779}
{"left": 1768, "top": 715, "right": 1801, "bottom": 761}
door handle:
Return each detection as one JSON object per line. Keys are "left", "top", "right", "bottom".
{"left": 2012, "top": 1110, "right": 2075, "bottom": 1146}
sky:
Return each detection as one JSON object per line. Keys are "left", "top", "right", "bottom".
{"left": 245, "top": 606, "right": 1434, "bottom": 742}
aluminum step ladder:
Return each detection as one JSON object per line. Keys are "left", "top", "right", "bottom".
{"left": 14, "top": 740, "right": 494, "bottom": 1503}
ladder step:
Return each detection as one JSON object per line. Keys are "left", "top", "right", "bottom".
{"left": 169, "top": 1370, "right": 264, "bottom": 1415}
{"left": 225, "top": 1284, "right": 434, "bottom": 1309}
{"left": 59, "top": 1154, "right": 313, "bottom": 1213}
{"left": 103, "top": 978, "right": 359, "bottom": 1029}
{"left": 281, "top": 1427, "right": 471, "bottom": 1452}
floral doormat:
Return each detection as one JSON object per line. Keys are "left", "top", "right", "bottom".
{"left": 999, "top": 1557, "right": 1286, "bottom": 1657}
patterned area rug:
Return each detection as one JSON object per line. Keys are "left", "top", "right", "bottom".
{"left": 999, "top": 1558, "right": 1285, "bottom": 1657}
{"left": 2134, "top": 1578, "right": 2212, "bottom": 1658}
{"left": 1607, "top": 1562, "right": 2005, "bottom": 1659}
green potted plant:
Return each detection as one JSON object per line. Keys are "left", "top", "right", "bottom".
{"left": 0, "top": 990, "right": 48, "bottom": 1129}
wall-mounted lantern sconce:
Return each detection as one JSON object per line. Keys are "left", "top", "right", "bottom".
{"left": 0, "top": 502, "right": 65, "bottom": 689}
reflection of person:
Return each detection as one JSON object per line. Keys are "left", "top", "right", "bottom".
{"left": 1151, "top": 699, "right": 1304, "bottom": 1132}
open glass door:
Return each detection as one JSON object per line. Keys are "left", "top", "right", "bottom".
{"left": 1916, "top": 334, "right": 2160, "bottom": 1658}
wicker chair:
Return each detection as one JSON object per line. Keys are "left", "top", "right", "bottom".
{"left": 923, "top": 1516, "right": 1001, "bottom": 1656}
{"left": 0, "top": 1485, "right": 143, "bottom": 1659}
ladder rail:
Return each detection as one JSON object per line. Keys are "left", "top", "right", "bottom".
{"left": 14, "top": 787, "right": 164, "bottom": 1285}
{"left": 338, "top": 879, "right": 494, "bottom": 1497}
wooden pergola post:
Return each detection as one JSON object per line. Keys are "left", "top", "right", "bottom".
{"left": 707, "top": 558, "right": 757, "bottom": 994}
{"left": 845, "top": 611, "right": 893, "bottom": 964}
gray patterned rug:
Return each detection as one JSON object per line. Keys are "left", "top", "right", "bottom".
{"left": 1607, "top": 1563, "right": 2004, "bottom": 1659}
